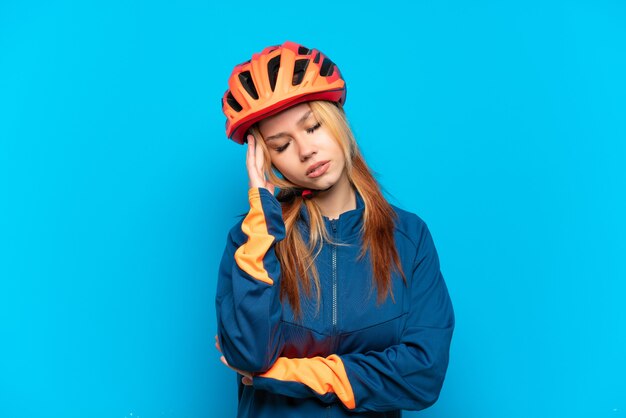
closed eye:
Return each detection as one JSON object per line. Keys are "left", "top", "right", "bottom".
{"left": 275, "top": 142, "right": 290, "bottom": 153}
{"left": 306, "top": 122, "right": 321, "bottom": 134}
{"left": 273, "top": 122, "right": 321, "bottom": 153}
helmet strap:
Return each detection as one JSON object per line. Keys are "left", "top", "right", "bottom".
{"left": 277, "top": 184, "right": 334, "bottom": 203}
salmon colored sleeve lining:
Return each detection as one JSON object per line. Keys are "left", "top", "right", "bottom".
{"left": 258, "top": 355, "right": 356, "bottom": 410}
{"left": 234, "top": 188, "right": 276, "bottom": 285}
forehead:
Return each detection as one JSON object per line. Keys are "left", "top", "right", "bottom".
{"left": 258, "top": 102, "right": 313, "bottom": 134}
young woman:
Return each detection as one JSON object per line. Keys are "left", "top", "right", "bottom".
{"left": 215, "top": 41, "right": 455, "bottom": 417}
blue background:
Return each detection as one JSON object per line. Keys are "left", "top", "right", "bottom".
{"left": 1, "top": 0, "right": 625, "bottom": 417}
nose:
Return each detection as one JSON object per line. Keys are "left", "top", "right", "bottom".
{"left": 298, "top": 137, "right": 317, "bottom": 162}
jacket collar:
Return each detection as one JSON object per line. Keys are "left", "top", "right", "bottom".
{"left": 298, "top": 188, "right": 365, "bottom": 241}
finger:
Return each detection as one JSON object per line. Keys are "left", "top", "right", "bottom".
{"left": 255, "top": 136, "right": 265, "bottom": 173}
{"left": 246, "top": 135, "right": 264, "bottom": 188}
{"left": 246, "top": 135, "right": 255, "bottom": 173}
{"left": 220, "top": 356, "right": 253, "bottom": 379}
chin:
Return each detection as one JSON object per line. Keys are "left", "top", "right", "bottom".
{"left": 293, "top": 171, "right": 341, "bottom": 191}
{"left": 312, "top": 177, "right": 341, "bottom": 191}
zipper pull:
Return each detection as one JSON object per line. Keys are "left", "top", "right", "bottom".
{"left": 330, "top": 219, "right": 337, "bottom": 233}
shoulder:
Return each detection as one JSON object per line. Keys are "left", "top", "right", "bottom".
{"left": 389, "top": 203, "right": 432, "bottom": 253}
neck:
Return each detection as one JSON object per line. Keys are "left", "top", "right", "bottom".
{"left": 314, "top": 170, "right": 356, "bottom": 220}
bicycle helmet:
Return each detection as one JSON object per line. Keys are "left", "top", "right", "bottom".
{"left": 222, "top": 41, "right": 347, "bottom": 144}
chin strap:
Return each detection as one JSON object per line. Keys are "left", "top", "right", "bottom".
{"left": 277, "top": 185, "right": 334, "bottom": 203}
{"left": 299, "top": 189, "right": 315, "bottom": 200}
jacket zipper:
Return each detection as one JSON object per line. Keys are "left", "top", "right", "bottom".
{"left": 331, "top": 219, "right": 338, "bottom": 331}
{"left": 329, "top": 219, "right": 338, "bottom": 416}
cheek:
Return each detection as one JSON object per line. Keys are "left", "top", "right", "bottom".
{"left": 269, "top": 157, "right": 283, "bottom": 172}
{"left": 271, "top": 151, "right": 298, "bottom": 170}
{"left": 330, "top": 143, "right": 347, "bottom": 165}
{"left": 269, "top": 158, "right": 291, "bottom": 178}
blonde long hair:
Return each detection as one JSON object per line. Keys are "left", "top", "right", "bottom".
{"left": 249, "top": 101, "right": 405, "bottom": 318}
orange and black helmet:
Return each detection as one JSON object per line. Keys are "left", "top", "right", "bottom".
{"left": 221, "top": 41, "right": 347, "bottom": 144}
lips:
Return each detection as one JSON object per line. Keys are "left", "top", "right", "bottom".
{"left": 306, "top": 160, "right": 330, "bottom": 178}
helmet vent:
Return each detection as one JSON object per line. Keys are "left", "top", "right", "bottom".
{"left": 292, "top": 59, "right": 309, "bottom": 86}
{"left": 238, "top": 71, "right": 259, "bottom": 99}
{"left": 320, "top": 57, "right": 334, "bottom": 77}
{"left": 226, "top": 91, "right": 243, "bottom": 112}
{"left": 298, "top": 45, "right": 312, "bottom": 55}
{"left": 313, "top": 52, "right": 321, "bottom": 64}
{"left": 267, "top": 55, "right": 281, "bottom": 92}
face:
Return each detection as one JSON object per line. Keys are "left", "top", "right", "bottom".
{"left": 258, "top": 103, "right": 347, "bottom": 190}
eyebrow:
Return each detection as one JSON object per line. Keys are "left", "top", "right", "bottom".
{"left": 265, "top": 110, "right": 314, "bottom": 142}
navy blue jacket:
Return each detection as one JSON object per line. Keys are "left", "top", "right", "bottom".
{"left": 216, "top": 187, "right": 454, "bottom": 417}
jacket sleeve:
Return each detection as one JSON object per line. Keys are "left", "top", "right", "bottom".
{"left": 252, "top": 220, "right": 455, "bottom": 412}
{"left": 215, "top": 187, "right": 286, "bottom": 373}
